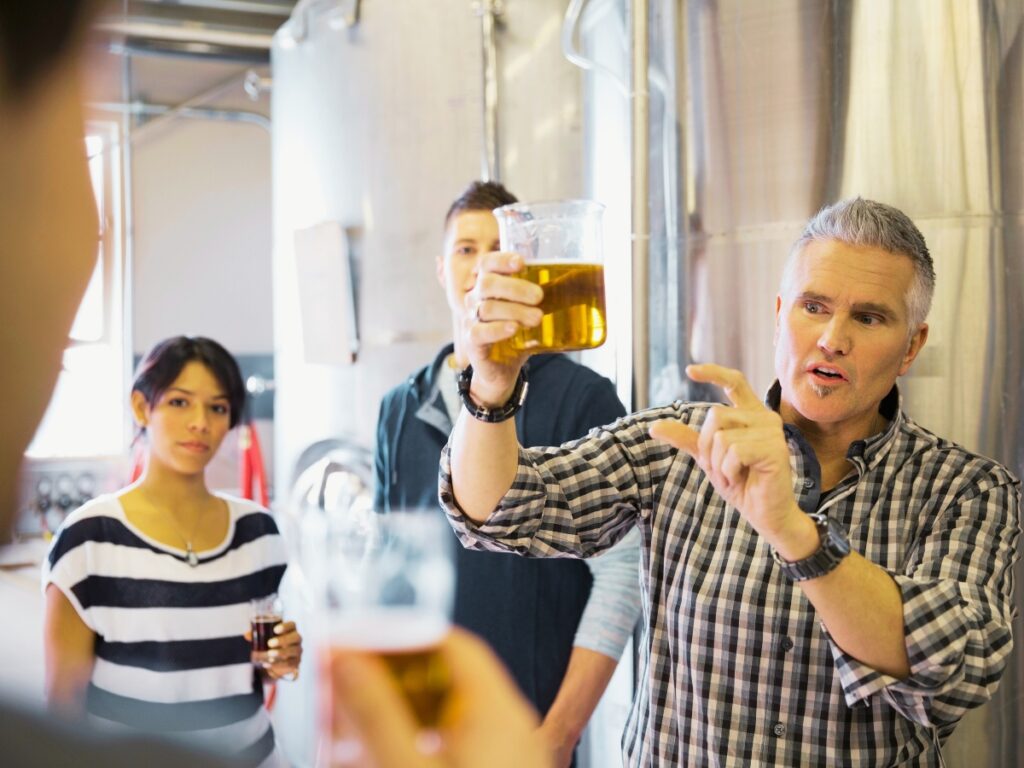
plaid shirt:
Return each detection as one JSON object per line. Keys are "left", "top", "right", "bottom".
{"left": 440, "top": 385, "right": 1021, "bottom": 767}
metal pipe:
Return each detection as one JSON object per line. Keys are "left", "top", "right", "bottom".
{"left": 92, "top": 101, "right": 272, "bottom": 133}
{"left": 631, "top": 0, "right": 650, "bottom": 411}
{"left": 95, "top": 19, "right": 274, "bottom": 50}
{"left": 141, "top": 0, "right": 295, "bottom": 15}
{"left": 244, "top": 70, "right": 273, "bottom": 99}
{"left": 561, "top": 0, "right": 629, "bottom": 97}
{"left": 476, "top": 0, "right": 502, "bottom": 181}
{"left": 128, "top": 70, "right": 268, "bottom": 143}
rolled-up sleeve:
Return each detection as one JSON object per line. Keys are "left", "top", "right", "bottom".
{"left": 439, "top": 405, "right": 682, "bottom": 559}
{"left": 827, "top": 475, "right": 1021, "bottom": 727}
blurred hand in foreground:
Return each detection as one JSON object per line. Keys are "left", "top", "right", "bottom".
{"left": 328, "top": 628, "right": 553, "bottom": 768}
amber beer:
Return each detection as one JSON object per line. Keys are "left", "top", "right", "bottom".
{"left": 326, "top": 641, "right": 450, "bottom": 728}
{"left": 322, "top": 608, "right": 451, "bottom": 765}
{"left": 491, "top": 261, "right": 606, "bottom": 361}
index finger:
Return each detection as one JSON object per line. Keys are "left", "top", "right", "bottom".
{"left": 685, "top": 363, "right": 761, "bottom": 409}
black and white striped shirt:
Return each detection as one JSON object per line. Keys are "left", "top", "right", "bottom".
{"left": 43, "top": 494, "right": 288, "bottom": 768}
{"left": 440, "top": 385, "right": 1021, "bottom": 767}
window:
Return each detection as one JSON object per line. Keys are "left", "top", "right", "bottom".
{"left": 27, "top": 123, "right": 127, "bottom": 458}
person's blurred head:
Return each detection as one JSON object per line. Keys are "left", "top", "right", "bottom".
{"left": 437, "top": 181, "right": 518, "bottom": 322}
{"left": 130, "top": 337, "right": 246, "bottom": 478}
{"left": 0, "top": 0, "right": 100, "bottom": 537}
{"left": 0, "top": 1, "right": 96, "bottom": 101}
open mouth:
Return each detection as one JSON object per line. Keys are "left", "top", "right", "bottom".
{"left": 808, "top": 365, "right": 847, "bottom": 383}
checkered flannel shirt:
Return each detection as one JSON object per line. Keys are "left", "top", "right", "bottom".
{"left": 440, "top": 385, "right": 1021, "bottom": 767}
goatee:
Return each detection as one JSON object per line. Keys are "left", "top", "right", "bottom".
{"left": 810, "top": 383, "right": 837, "bottom": 398}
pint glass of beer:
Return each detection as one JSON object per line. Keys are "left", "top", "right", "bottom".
{"left": 317, "top": 511, "right": 455, "bottom": 765}
{"left": 491, "top": 199, "right": 607, "bottom": 359}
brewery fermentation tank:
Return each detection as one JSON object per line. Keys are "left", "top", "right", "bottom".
{"left": 270, "top": 0, "right": 595, "bottom": 501}
{"left": 640, "top": 2, "right": 1024, "bottom": 766}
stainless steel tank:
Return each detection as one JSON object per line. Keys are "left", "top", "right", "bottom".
{"left": 641, "top": 1, "right": 1024, "bottom": 765}
{"left": 270, "top": 0, "right": 590, "bottom": 501}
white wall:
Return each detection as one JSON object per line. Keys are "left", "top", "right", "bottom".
{"left": 131, "top": 117, "right": 275, "bottom": 495}
{"left": 132, "top": 118, "right": 273, "bottom": 355}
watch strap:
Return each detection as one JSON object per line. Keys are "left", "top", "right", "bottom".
{"left": 772, "top": 513, "right": 851, "bottom": 582}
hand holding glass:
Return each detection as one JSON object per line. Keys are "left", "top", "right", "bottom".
{"left": 318, "top": 512, "right": 455, "bottom": 765}
{"left": 250, "top": 593, "right": 284, "bottom": 669}
{"left": 490, "top": 199, "right": 607, "bottom": 360}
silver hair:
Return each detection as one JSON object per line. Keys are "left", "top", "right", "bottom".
{"left": 782, "top": 197, "right": 935, "bottom": 330}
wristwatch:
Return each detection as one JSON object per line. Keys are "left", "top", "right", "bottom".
{"left": 456, "top": 365, "right": 529, "bottom": 423}
{"left": 772, "top": 513, "right": 851, "bottom": 582}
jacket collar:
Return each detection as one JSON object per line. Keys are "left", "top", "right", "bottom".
{"left": 412, "top": 345, "right": 561, "bottom": 435}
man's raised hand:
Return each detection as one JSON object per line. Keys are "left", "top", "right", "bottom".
{"left": 460, "top": 251, "right": 541, "bottom": 406}
{"left": 649, "top": 364, "right": 805, "bottom": 547}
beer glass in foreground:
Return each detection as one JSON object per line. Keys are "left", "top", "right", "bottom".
{"left": 317, "top": 512, "right": 455, "bottom": 766}
{"left": 491, "top": 199, "right": 607, "bottom": 360}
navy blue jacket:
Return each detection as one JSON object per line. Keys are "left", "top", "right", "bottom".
{"left": 374, "top": 344, "right": 625, "bottom": 716}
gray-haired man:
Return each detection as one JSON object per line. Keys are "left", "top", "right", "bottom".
{"left": 440, "top": 198, "right": 1021, "bottom": 766}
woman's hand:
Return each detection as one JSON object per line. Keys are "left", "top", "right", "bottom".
{"left": 246, "top": 621, "right": 303, "bottom": 681}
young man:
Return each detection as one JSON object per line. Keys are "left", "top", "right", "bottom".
{"left": 441, "top": 198, "right": 1022, "bottom": 766}
{"left": 375, "top": 181, "right": 641, "bottom": 766}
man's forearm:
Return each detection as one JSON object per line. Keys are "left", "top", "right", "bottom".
{"left": 449, "top": 409, "right": 521, "bottom": 522}
{"left": 539, "top": 646, "right": 619, "bottom": 767}
{"left": 799, "top": 552, "right": 910, "bottom": 679}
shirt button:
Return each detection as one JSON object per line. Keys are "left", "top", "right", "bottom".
{"left": 802, "top": 477, "right": 815, "bottom": 489}
{"left": 780, "top": 636, "right": 794, "bottom": 652}
{"left": 772, "top": 722, "right": 786, "bottom": 737}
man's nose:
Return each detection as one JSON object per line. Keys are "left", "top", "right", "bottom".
{"left": 817, "top": 316, "right": 852, "bottom": 356}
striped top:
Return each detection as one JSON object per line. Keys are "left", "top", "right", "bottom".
{"left": 43, "top": 493, "right": 289, "bottom": 768}
{"left": 441, "top": 384, "right": 1021, "bottom": 767}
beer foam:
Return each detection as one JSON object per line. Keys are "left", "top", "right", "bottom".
{"left": 328, "top": 608, "right": 448, "bottom": 651}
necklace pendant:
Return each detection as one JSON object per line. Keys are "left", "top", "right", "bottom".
{"left": 186, "top": 545, "right": 199, "bottom": 568}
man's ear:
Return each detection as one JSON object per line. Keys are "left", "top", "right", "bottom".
{"left": 898, "top": 323, "right": 929, "bottom": 376}
{"left": 435, "top": 254, "right": 446, "bottom": 290}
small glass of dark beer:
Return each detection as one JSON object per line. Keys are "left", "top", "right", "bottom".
{"left": 250, "top": 593, "right": 284, "bottom": 669}
{"left": 318, "top": 512, "right": 455, "bottom": 765}
{"left": 491, "top": 199, "right": 607, "bottom": 360}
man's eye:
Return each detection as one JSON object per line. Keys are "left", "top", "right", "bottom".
{"left": 857, "top": 315, "right": 880, "bottom": 326}
{"left": 804, "top": 302, "right": 822, "bottom": 314}
{"left": 169, "top": 398, "right": 188, "bottom": 407}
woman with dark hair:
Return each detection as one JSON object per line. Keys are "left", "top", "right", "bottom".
{"left": 42, "top": 336, "right": 300, "bottom": 768}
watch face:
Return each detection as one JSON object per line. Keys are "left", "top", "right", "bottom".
{"left": 819, "top": 515, "right": 852, "bottom": 557}
{"left": 775, "top": 514, "right": 850, "bottom": 581}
